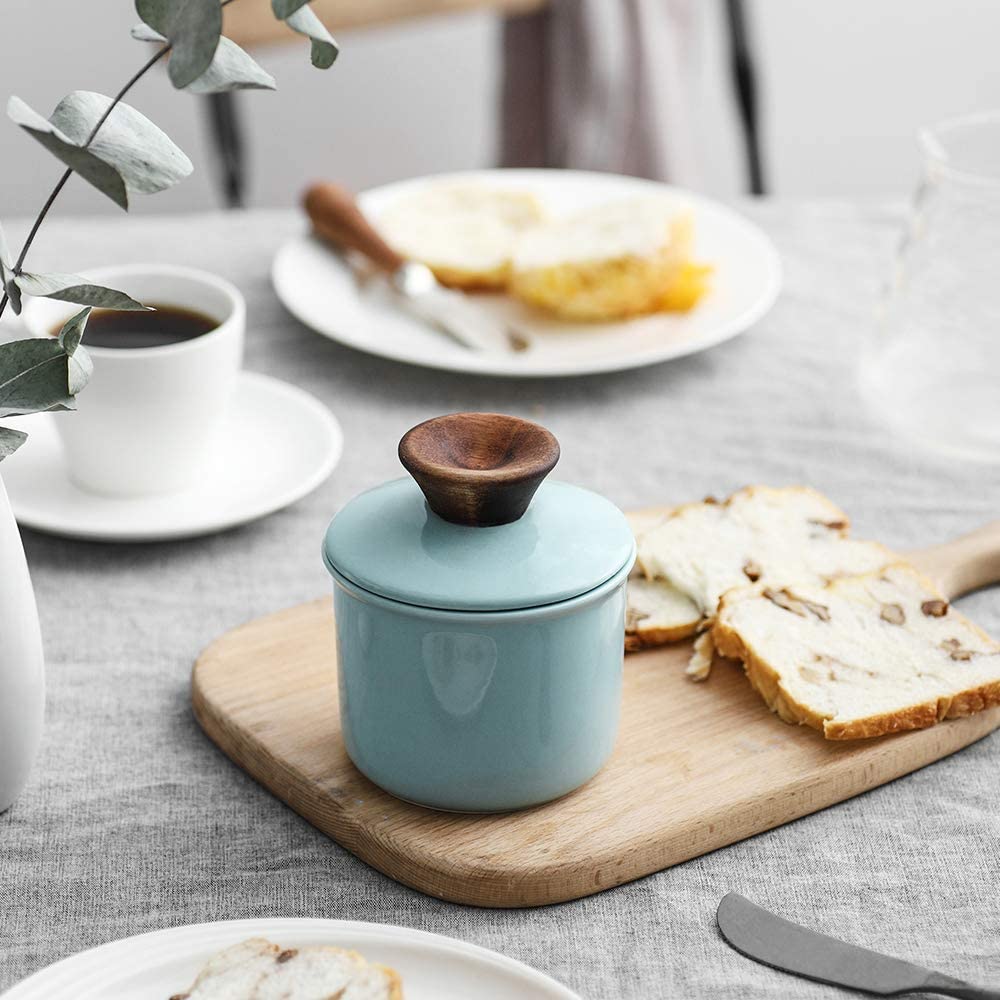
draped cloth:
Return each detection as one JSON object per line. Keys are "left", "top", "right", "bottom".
{"left": 500, "top": 0, "right": 701, "bottom": 185}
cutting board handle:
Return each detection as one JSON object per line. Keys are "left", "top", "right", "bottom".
{"left": 909, "top": 520, "right": 1000, "bottom": 600}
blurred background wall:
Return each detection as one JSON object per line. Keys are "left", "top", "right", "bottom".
{"left": 1, "top": 0, "right": 999, "bottom": 217}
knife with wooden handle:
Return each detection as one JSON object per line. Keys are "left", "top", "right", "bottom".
{"left": 717, "top": 893, "right": 1000, "bottom": 999}
{"left": 302, "top": 182, "right": 530, "bottom": 353}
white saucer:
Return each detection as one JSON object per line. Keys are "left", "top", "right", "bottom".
{"left": 1, "top": 372, "right": 342, "bottom": 542}
{"left": 1, "top": 918, "right": 580, "bottom": 999}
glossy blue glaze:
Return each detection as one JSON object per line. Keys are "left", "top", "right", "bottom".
{"left": 323, "top": 477, "right": 635, "bottom": 611}
{"left": 328, "top": 558, "right": 633, "bottom": 812}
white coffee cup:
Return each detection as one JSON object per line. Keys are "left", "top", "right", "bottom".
{"left": 21, "top": 264, "right": 245, "bottom": 497}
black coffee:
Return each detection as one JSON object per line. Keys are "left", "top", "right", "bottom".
{"left": 54, "top": 303, "right": 218, "bottom": 349}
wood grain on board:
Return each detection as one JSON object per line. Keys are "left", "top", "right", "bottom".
{"left": 192, "top": 514, "right": 1000, "bottom": 907}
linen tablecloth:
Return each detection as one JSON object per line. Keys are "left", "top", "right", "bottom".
{"left": 1, "top": 203, "right": 998, "bottom": 998}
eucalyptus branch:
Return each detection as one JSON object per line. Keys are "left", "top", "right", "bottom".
{"left": 0, "top": 0, "right": 247, "bottom": 324}
{"left": 0, "top": 0, "right": 336, "bottom": 461}
{"left": 0, "top": 44, "right": 170, "bottom": 324}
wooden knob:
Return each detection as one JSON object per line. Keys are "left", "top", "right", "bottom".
{"left": 399, "top": 413, "right": 560, "bottom": 527}
{"left": 303, "top": 181, "right": 405, "bottom": 274}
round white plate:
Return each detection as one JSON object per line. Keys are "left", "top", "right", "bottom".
{"left": 1, "top": 918, "right": 580, "bottom": 999}
{"left": 0, "top": 372, "right": 342, "bottom": 542}
{"left": 273, "top": 168, "right": 782, "bottom": 378}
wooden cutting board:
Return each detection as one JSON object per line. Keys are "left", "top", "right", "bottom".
{"left": 192, "top": 515, "right": 1000, "bottom": 908}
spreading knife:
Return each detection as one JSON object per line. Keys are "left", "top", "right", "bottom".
{"left": 717, "top": 893, "right": 999, "bottom": 999}
{"left": 303, "top": 182, "right": 530, "bottom": 354}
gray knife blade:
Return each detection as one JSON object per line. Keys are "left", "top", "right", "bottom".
{"left": 717, "top": 893, "right": 999, "bottom": 999}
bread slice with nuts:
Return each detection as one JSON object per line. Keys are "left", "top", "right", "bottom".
{"left": 712, "top": 563, "right": 1000, "bottom": 740}
{"left": 626, "top": 574, "right": 703, "bottom": 650}
{"left": 624, "top": 509, "right": 702, "bottom": 650}
{"left": 637, "top": 486, "right": 895, "bottom": 622}
{"left": 172, "top": 938, "right": 403, "bottom": 1000}
{"left": 631, "top": 487, "right": 896, "bottom": 675}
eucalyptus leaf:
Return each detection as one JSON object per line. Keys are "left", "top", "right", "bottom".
{"left": 57, "top": 308, "right": 94, "bottom": 395}
{"left": 0, "top": 425, "right": 28, "bottom": 461}
{"left": 272, "top": 0, "right": 311, "bottom": 18}
{"left": 14, "top": 272, "right": 148, "bottom": 311}
{"left": 0, "top": 221, "right": 21, "bottom": 315}
{"left": 285, "top": 6, "right": 339, "bottom": 69}
{"left": 130, "top": 23, "right": 167, "bottom": 43}
{"left": 185, "top": 37, "right": 277, "bottom": 94}
{"left": 0, "top": 220, "right": 12, "bottom": 271}
{"left": 136, "top": 0, "right": 222, "bottom": 89}
{"left": 8, "top": 92, "right": 192, "bottom": 210}
{"left": 131, "top": 24, "right": 276, "bottom": 94}
{"left": 7, "top": 95, "right": 129, "bottom": 210}
{"left": 50, "top": 92, "right": 193, "bottom": 196}
{"left": 0, "top": 335, "right": 87, "bottom": 419}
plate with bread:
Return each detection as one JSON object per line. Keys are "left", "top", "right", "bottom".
{"left": 1, "top": 919, "right": 580, "bottom": 999}
{"left": 272, "top": 169, "right": 781, "bottom": 377}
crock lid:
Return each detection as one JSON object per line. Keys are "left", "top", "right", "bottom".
{"left": 322, "top": 413, "right": 635, "bottom": 612}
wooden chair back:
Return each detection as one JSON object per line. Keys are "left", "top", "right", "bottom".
{"left": 223, "top": 0, "right": 548, "bottom": 49}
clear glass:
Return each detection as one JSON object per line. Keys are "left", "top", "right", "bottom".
{"left": 863, "top": 111, "right": 1000, "bottom": 462}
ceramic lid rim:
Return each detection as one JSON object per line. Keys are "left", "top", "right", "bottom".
{"left": 321, "top": 478, "right": 636, "bottom": 612}
{"left": 324, "top": 544, "right": 636, "bottom": 616}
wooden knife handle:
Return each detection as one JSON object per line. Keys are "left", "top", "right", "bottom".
{"left": 908, "top": 520, "right": 1000, "bottom": 601}
{"left": 303, "top": 182, "right": 404, "bottom": 274}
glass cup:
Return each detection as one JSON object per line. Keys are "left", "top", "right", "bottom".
{"left": 862, "top": 111, "right": 1000, "bottom": 462}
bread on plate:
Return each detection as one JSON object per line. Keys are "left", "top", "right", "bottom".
{"left": 170, "top": 938, "right": 403, "bottom": 1000}
{"left": 374, "top": 183, "right": 544, "bottom": 291}
{"left": 509, "top": 198, "right": 708, "bottom": 321}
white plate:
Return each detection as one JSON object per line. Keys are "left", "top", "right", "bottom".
{"left": 0, "top": 372, "right": 342, "bottom": 542}
{"left": 1, "top": 918, "right": 580, "bottom": 999}
{"left": 273, "top": 168, "right": 782, "bottom": 378}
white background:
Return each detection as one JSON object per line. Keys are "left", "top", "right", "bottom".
{"left": 1, "top": 0, "right": 999, "bottom": 218}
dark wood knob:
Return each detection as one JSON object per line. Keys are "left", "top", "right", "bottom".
{"left": 399, "top": 413, "right": 560, "bottom": 527}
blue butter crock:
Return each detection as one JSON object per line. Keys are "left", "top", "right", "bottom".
{"left": 321, "top": 413, "right": 635, "bottom": 812}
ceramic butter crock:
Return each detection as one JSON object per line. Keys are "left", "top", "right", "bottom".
{"left": 322, "top": 413, "right": 636, "bottom": 812}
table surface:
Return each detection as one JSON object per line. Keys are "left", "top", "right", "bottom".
{"left": 1, "top": 203, "right": 998, "bottom": 999}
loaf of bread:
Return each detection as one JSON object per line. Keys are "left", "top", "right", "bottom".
{"left": 171, "top": 938, "right": 403, "bottom": 1000}
{"left": 375, "top": 184, "right": 544, "bottom": 291}
{"left": 509, "top": 198, "right": 707, "bottom": 321}
{"left": 712, "top": 564, "right": 1000, "bottom": 739}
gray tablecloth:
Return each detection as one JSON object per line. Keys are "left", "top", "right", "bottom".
{"left": 1, "top": 204, "right": 998, "bottom": 998}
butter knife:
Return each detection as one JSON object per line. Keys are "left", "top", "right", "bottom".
{"left": 303, "top": 182, "right": 530, "bottom": 353}
{"left": 717, "top": 893, "right": 999, "bottom": 999}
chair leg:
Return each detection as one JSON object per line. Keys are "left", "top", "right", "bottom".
{"left": 204, "top": 91, "right": 247, "bottom": 209}
{"left": 724, "top": 0, "right": 766, "bottom": 195}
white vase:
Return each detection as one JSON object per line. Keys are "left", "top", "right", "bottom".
{"left": 0, "top": 475, "right": 44, "bottom": 813}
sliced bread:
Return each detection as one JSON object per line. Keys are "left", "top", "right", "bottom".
{"left": 624, "top": 509, "right": 701, "bottom": 650}
{"left": 637, "top": 486, "right": 895, "bottom": 621}
{"left": 374, "top": 184, "right": 544, "bottom": 291}
{"left": 509, "top": 198, "right": 702, "bottom": 321}
{"left": 172, "top": 938, "right": 403, "bottom": 1000}
{"left": 712, "top": 563, "right": 1000, "bottom": 739}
